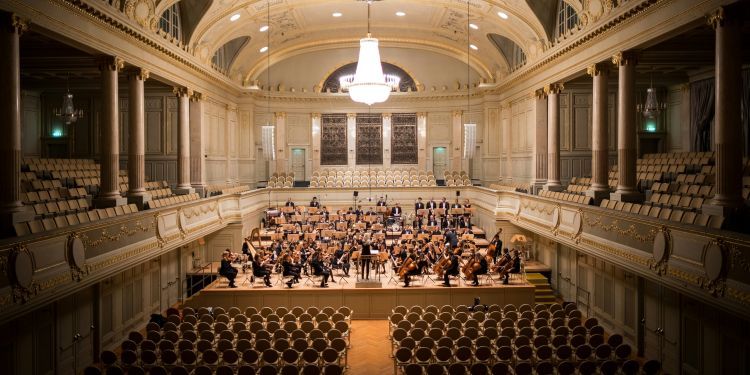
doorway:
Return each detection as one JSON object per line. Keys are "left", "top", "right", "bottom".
{"left": 291, "top": 148, "right": 306, "bottom": 181}
{"left": 432, "top": 147, "right": 447, "bottom": 180}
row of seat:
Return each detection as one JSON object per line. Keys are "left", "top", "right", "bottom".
{"left": 648, "top": 182, "right": 715, "bottom": 198}
{"left": 308, "top": 179, "right": 438, "bottom": 188}
{"left": 147, "top": 193, "right": 200, "bottom": 209}
{"left": 599, "top": 199, "right": 724, "bottom": 228}
{"left": 539, "top": 190, "right": 594, "bottom": 205}
{"left": 641, "top": 151, "right": 713, "bottom": 159}
{"left": 14, "top": 204, "right": 139, "bottom": 236}
{"left": 205, "top": 183, "right": 250, "bottom": 196}
{"left": 489, "top": 182, "right": 532, "bottom": 193}
{"left": 312, "top": 168, "right": 431, "bottom": 178}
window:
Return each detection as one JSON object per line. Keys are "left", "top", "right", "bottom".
{"left": 556, "top": 0, "right": 579, "bottom": 38}
{"left": 159, "top": 2, "right": 182, "bottom": 41}
{"left": 487, "top": 34, "right": 527, "bottom": 72}
{"left": 510, "top": 43, "right": 527, "bottom": 71}
{"left": 212, "top": 46, "right": 226, "bottom": 72}
{"left": 211, "top": 37, "right": 250, "bottom": 75}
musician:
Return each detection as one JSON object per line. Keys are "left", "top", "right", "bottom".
{"left": 219, "top": 249, "right": 238, "bottom": 288}
{"left": 251, "top": 254, "right": 273, "bottom": 287}
{"left": 376, "top": 197, "right": 387, "bottom": 206}
{"left": 459, "top": 216, "right": 472, "bottom": 229}
{"left": 282, "top": 253, "right": 301, "bottom": 288}
{"left": 470, "top": 252, "right": 489, "bottom": 286}
{"left": 241, "top": 237, "right": 252, "bottom": 257}
{"left": 320, "top": 206, "right": 330, "bottom": 221}
{"left": 426, "top": 214, "right": 439, "bottom": 228}
{"left": 332, "top": 243, "right": 350, "bottom": 277}
{"left": 285, "top": 198, "right": 295, "bottom": 207}
{"left": 489, "top": 231, "right": 503, "bottom": 263}
{"left": 402, "top": 225, "right": 413, "bottom": 234}
{"left": 310, "top": 196, "right": 320, "bottom": 208}
{"left": 403, "top": 248, "right": 425, "bottom": 287}
{"left": 439, "top": 197, "right": 450, "bottom": 210}
{"left": 442, "top": 250, "right": 460, "bottom": 287}
{"left": 426, "top": 198, "right": 437, "bottom": 210}
{"left": 310, "top": 250, "right": 331, "bottom": 288}
{"left": 451, "top": 200, "right": 462, "bottom": 209}
{"left": 415, "top": 197, "right": 425, "bottom": 212}
{"left": 463, "top": 199, "right": 472, "bottom": 217}
{"left": 360, "top": 240, "right": 372, "bottom": 280}
{"left": 390, "top": 203, "right": 402, "bottom": 217}
{"left": 445, "top": 227, "right": 459, "bottom": 249}
{"left": 500, "top": 248, "right": 512, "bottom": 284}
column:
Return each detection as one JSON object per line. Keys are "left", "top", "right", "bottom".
{"left": 544, "top": 83, "right": 564, "bottom": 191}
{"left": 0, "top": 12, "right": 33, "bottom": 233}
{"left": 703, "top": 6, "right": 745, "bottom": 216}
{"left": 347, "top": 113, "right": 356, "bottom": 168}
{"left": 311, "top": 113, "right": 321, "bottom": 171}
{"left": 275, "top": 112, "right": 287, "bottom": 174}
{"left": 586, "top": 63, "right": 611, "bottom": 203}
{"left": 189, "top": 92, "right": 206, "bottom": 195}
{"left": 94, "top": 56, "right": 127, "bottom": 208}
{"left": 451, "top": 110, "right": 463, "bottom": 171}
{"left": 502, "top": 103, "right": 512, "bottom": 181}
{"left": 126, "top": 68, "right": 151, "bottom": 208}
{"left": 417, "top": 112, "right": 427, "bottom": 170}
{"left": 533, "top": 89, "right": 548, "bottom": 193}
{"left": 173, "top": 87, "right": 194, "bottom": 194}
{"left": 610, "top": 51, "right": 643, "bottom": 202}
{"left": 382, "top": 113, "right": 392, "bottom": 169}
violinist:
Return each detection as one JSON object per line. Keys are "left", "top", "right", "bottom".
{"left": 310, "top": 196, "right": 320, "bottom": 208}
{"left": 439, "top": 197, "right": 450, "bottom": 210}
{"left": 219, "top": 249, "right": 238, "bottom": 288}
{"left": 459, "top": 216, "right": 472, "bottom": 229}
{"left": 282, "top": 253, "right": 301, "bottom": 288}
{"left": 426, "top": 214, "right": 439, "bottom": 228}
{"left": 470, "top": 251, "right": 488, "bottom": 286}
{"left": 310, "top": 250, "right": 332, "bottom": 288}
{"left": 442, "top": 248, "right": 460, "bottom": 287}
{"left": 415, "top": 197, "right": 425, "bottom": 212}
{"left": 426, "top": 198, "right": 437, "bottom": 210}
{"left": 285, "top": 198, "right": 295, "bottom": 207}
{"left": 251, "top": 253, "right": 273, "bottom": 287}
{"left": 376, "top": 196, "right": 387, "bottom": 206}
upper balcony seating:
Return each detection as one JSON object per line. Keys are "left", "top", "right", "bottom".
{"left": 308, "top": 168, "right": 437, "bottom": 188}
{"left": 268, "top": 172, "right": 295, "bottom": 188}
{"left": 206, "top": 183, "right": 251, "bottom": 196}
{"left": 444, "top": 171, "right": 471, "bottom": 187}
{"left": 490, "top": 182, "right": 532, "bottom": 194}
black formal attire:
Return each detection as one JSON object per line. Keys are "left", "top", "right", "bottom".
{"left": 282, "top": 260, "right": 301, "bottom": 287}
{"left": 219, "top": 259, "right": 238, "bottom": 287}
{"left": 472, "top": 257, "right": 489, "bottom": 286}
{"left": 332, "top": 248, "right": 350, "bottom": 276}
{"left": 459, "top": 218, "right": 472, "bottom": 229}
{"left": 360, "top": 242, "right": 371, "bottom": 279}
{"left": 252, "top": 260, "right": 272, "bottom": 286}
{"left": 490, "top": 238, "right": 502, "bottom": 263}
{"left": 310, "top": 258, "right": 330, "bottom": 287}
{"left": 376, "top": 200, "right": 387, "bottom": 206}
{"left": 310, "top": 200, "right": 320, "bottom": 208}
{"left": 415, "top": 201, "right": 425, "bottom": 215}
{"left": 427, "top": 201, "right": 437, "bottom": 210}
{"left": 445, "top": 230, "right": 458, "bottom": 249}
{"left": 285, "top": 201, "right": 295, "bottom": 207}
{"left": 391, "top": 206, "right": 402, "bottom": 217}
{"left": 403, "top": 253, "right": 424, "bottom": 287}
{"left": 500, "top": 253, "right": 512, "bottom": 284}
{"left": 443, "top": 254, "right": 459, "bottom": 286}
{"left": 439, "top": 201, "right": 450, "bottom": 210}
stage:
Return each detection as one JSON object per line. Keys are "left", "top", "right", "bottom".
{"left": 184, "top": 268, "right": 536, "bottom": 319}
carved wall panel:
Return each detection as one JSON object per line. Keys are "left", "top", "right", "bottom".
{"left": 356, "top": 113, "right": 383, "bottom": 165}
{"left": 320, "top": 114, "right": 347, "bottom": 165}
{"left": 391, "top": 113, "right": 418, "bottom": 164}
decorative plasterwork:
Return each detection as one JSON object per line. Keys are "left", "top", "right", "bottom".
{"left": 66, "top": 234, "right": 89, "bottom": 282}
{"left": 648, "top": 227, "right": 670, "bottom": 275}
{"left": 78, "top": 220, "right": 154, "bottom": 249}
{"left": 124, "top": 0, "right": 154, "bottom": 28}
{"left": 584, "top": 216, "right": 657, "bottom": 243}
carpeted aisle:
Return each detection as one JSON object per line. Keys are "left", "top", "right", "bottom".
{"left": 346, "top": 320, "right": 394, "bottom": 374}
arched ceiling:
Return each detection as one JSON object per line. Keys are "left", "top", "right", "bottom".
{"left": 182, "top": 0, "right": 554, "bottom": 85}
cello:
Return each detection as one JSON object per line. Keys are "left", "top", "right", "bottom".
{"left": 398, "top": 257, "right": 416, "bottom": 279}
{"left": 462, "top": 251, "right": 482, "bottom": 280}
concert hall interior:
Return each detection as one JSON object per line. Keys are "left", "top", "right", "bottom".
{"left": 1, "top": 0, "right": 750, "bottom": 374}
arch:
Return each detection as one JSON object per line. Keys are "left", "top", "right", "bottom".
{"left": 320, "top": 62, "right": 418, "bottom": 93}
{"left": 156, "top": 0, "right": 213, "bottom": 43}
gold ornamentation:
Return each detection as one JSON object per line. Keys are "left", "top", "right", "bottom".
{"left": 611, "top": 51, "right": 638, "bottom": 66}
{"left": 728, "top": 243, "right": 750, "bottom": 272}
{"left": 173, "top": 86, "right": 192, "bottom": 97}
{"left": 190, "top": 91, "right": 203, "bottom": 102}
{"left": 12, "top": 281, "right": 40, "bottom": 304}
{"left": 543, "top": 83, "right": 564, "bottom": 95}
{"left": 0, "top": 293, "right": 11, "bottom": 307}
{"left": 699, "top": 276, "right": 726, "bottom": 297}
{"left": 534, "top": 89, "right": 547, "bottom": 99}
{"left": 87, "top": 240, "right": 161, "bottom": 273}
{"left": 726, "top": 287, "right": 750, "bottom": 306}
{"left": 3, "top": 13, "right": 29, "bottom": 34}
{"left": 584, "top": 216, "right": 656, "bottom": 243}
{"left": 78, "top": 220, "right": 153, "bottom": 249}
{"left": 127, "top": 67, "right": 150, "bottom": 81}
{"left": 707, "top": 6, "right": 724, "bottom": 29}
{"left": 182, "top": 203, "right": 218, "bottom": 219}
{"left": 666, "top": 265, "right": 701, "bottom": 286}
{"left": 521, "top": 202, "right": 557, "bottom": 216}
{"left": 98, "top": 56, "right": 124, "bottom": 72}
{"left": 580, "top": 237, "right": 650, "bottom": 266}
{"left": 587, "top": 63, "right": 608, "bottom": 77}
{"left": 124, "top": 0, "right": 154, "bottom": 28}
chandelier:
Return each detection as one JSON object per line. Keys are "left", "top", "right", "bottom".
{"left": 638, "top": 69, "right": 666, "bottom": 119}
{"left": 339, "top": 0, "right": 399, "bottom": 105}
{"left": 54, "top": 74, "right": 83, "bottom": 125}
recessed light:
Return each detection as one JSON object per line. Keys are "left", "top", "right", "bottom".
{"left": 497, "top": 11, "right": 509, "bottom": 19}
{"left": 332, "top": 12, "right": 342, "bottom": 17}
{"left": 396, "top": 11, "right": 406, "bottom": 17}
{"left": 260, "top": 46, "right": 268, "bottom": 53}
{"left": 259, "top": 25, "right": 269, "bottom": 32}
{"left": 469, "top": 23, "right": 479, "bottom": 30}
{"left": 230, "top": 13, "right": 241, "bottom": 22}
{"left": 470, "top": 44, "right": 478, "bottom": 50}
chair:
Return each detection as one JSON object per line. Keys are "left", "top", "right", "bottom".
{"left": 642, "top": 360, "right": 662, "bottom": 375}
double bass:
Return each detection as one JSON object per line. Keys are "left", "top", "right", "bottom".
{"left": 398, "top": 257, "right": 416, "bottom": 279}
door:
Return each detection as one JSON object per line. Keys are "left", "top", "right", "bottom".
{"left": 291, "top": 148, "right": 306, "bottom": 181}
{"left": 432, "top": 147, "right": 447, "bottom": 180}
{"left": 160, "top": 251, "right": 180, "bottom": 311}
{"left": 556, "top": 245, "right": 576, "bottom": 302}
{"left": 56, "top": 286, "right": 95, "bottom": 375}
{"left": 642, "top": 280, "right": 680, "bottom": 374}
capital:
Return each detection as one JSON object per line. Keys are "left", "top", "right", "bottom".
{"left": 98, "top": 56, "right": 124, "bottom": 72}
{"left": 127, "top": 67, "right": 150, "bottom": 81}
{"left": 190, "top": 91, "right": 203, "bottom": 102}
{"left": 416, "top": 112, "right": 427, "bottom": 119}
{"left": 347, "top": 113, "right": 357, "bottom": 120}
{"left": 173, "top": 87, "right": 192, "bottom": 97}
{"left": 587, "top": 63, "right": 609, "bottom": 77}
{"left": 543, "top": 83, "right": 564, "bottom": 95}
{"left": 534, "top": 88, "right": 547, "bottom": 99}
{"left": 1, "top": 12, "right": 28, "bottom": 35}
{"left": 611, "top": 51, "right": 638, "bottom": 66}
{"left": 275, "top": 111, "right": 286, "bottom": 120}
{"left": 707, "top": 6, "right": 725, "bottom": 29}
{"left": 452, "top": 110, "right": 463, "bottom": 117}
{"left": 311, "top": 112, "right": 321, "bottom": 119}
{"left": 382, "top": 113, "right": 392, "bottom": 119}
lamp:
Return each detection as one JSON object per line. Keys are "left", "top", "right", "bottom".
{"left": 638, "top": 69, "right": 666, "bottom": 119}
{"left": 339, "top": 0, "right": 399, "bottom": 105}
{"left": 53, "top": 73, "right": 83, "bottom": 125}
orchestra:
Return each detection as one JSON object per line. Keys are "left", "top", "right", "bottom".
{"left": 214, "top": 197, "right": 526, "bottom": 290}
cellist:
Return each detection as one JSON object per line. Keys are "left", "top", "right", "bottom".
{"left": 402, "top": 248, "right": 422, "bottom": 287}
{"left": 442, "top": 245, "right": 460, "bottom": 287}
{"left": 470, "top": 251, "right": 488, "bottom": 286}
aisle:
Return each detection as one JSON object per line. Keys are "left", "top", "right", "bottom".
{"left": 346, "top": 320, "right": 394, "bottom": 375}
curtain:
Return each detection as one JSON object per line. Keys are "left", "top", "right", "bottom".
{"left": 690, "top": 78, "right": 715, "bottom": 152}
{"left": 742, "top": 69, "right": 750, "bottom": 158}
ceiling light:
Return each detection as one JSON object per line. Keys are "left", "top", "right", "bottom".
{"left": 470, "top": 44, "right": 478, "bottom": 50}
{"left": 332, "top": 12, "right": 342, "bottom": 17}
{"left": 469, "top": 23, "right": 479, "bottom": 30}
{"left": 497, "top": 11, "right": 509, "bottom": 19}
{"left": 259, "top": 25, "right": 269, "bottom": 32}
{"left": 259, "top": 46, "right": 268, "bottom": 53}
{"left": 230, "top": 13, "right": 241, "bottom": 22}
{"left": 396, "top": 11, "right": 406, "bottom": 17}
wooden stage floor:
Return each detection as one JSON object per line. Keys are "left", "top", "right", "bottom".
{"left": 185, "top": 267, "right": 536, "bottom": 319}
